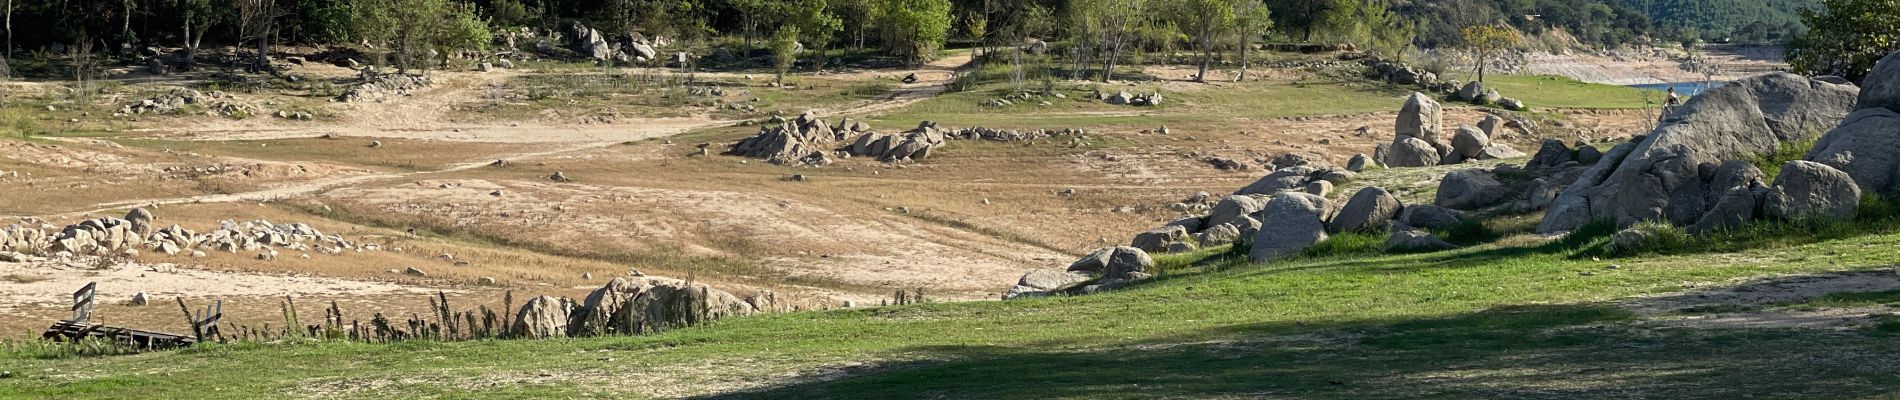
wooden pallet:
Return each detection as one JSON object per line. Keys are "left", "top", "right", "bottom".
{"left": 42, "top": 320, "right": 197, "bottom": 349}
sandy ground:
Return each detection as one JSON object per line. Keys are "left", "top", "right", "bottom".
{"left": 1527, "top": 45, "right": 1789, "bottom": 85}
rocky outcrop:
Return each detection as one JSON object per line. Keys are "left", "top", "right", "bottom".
{"left": 728, "top": 111, "right": 843, "bottom": 165}
{"left": 1538, "top": 73, "right": 1859, "bottom": 233}
{"left": 848, "top": 121, "right": 949, "bottom": 162}
{"left": 1806, "top": 52, "right": 1900, "bottom": 198}
{"left": 563, "top": 277, "right": 756, "bottom": 336}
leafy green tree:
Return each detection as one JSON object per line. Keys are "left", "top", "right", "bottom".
{"left": 1264, "top": 0, "right": 1348, "bottom": 41}
{"left": 1171, "top": 0, "right": 1237, "bottom": 83}
{"left": 1231, "top": 0, "right": 1271, "bottom": 81}
{"left": 1790, "top": 0, "right": 1900, "bottom": 82}
{"left": 878, "top": 0, "right": 950, "bottom": 65}
{"left": 770, "top": 25, "right": 799, "bottom": 84}
{"left": 348, "top": 0, "right": 490, "bottom": 73}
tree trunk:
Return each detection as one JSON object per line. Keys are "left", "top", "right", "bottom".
{"left": 1236, "top": 34, "right": 1249, "bottom": 82}
{"left": 5, "top": 0, "right": 12, "bottom": 61}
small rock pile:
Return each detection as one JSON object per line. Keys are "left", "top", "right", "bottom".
{"left": 335, "top": 74, "right": 432, "bottom": 103}
{"left": 1093, "top": 89, "right": 1163, "bottom": 106}
{"left": 119, "top": 89, "right": 258, "bottom": 118}
{"left": 1376, "top": 92, "right": 1525, "bottom": 168}
{"left": 1, "top": 208, "right": 383, "bottom": 260}
{"left": 943, "top": 126, "right": 1086, "bottom": 142}
{"left": 1004, "top": 246, "right": 1154, "bottom": 299}
{"left": 847, "top": 121, "right": 948, "bottom": 162}
{"left": 727, "top": 111, "right": 848, "bottom": 166}
{"left": 1452, "top": 81, "right": 1526, "bottom": 111}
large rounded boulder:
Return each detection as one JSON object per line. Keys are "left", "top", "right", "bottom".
{"left": 1537, "top": 73, "right": 1859, "bottom": 233}
{"left": 1763, "top": 160, "right": 1862, "bottom": 221}
{"left": 1435, "top": 169, "right": 1508, "bottom": 210}
{"left": 1248, "top": 193, "right": 1330, "bottom": 262}
{"left": 1331, "top": 187, "right": 1403, "bottom": 233}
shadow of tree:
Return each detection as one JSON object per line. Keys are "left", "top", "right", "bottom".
{"left": 694, "top": 302, "right": 1900, "bottom": 399}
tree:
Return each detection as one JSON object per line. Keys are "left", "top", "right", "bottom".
{"left": 1263, "top": 0, "right": 1347, "bottom": 41}
{"left": 1231, "top": 0, "right": 1271, "bottom": 82}
{"left": 878, "top": 0, "right": 950, "bottom": 66}
{"left": 1789, "top": 0, "right": 1900, "bottom": 83}
{"left": 1171, "top": 0, "right": 1237, "bottom": 83}
{"left": 1095, "top": 0, "right": 1152, "bottom": 82}
{"left": 179, "top": 0, "right": 217, "bottom": 70}
{"left": 237, "top": 0, "right": 282, "bottom": 72}
{"left": 769, "top": 25, "right": 799, "bottom": 84}
{"left": 1460, "top": 24, "right": 1517, "bottom": 83}
{"left": 347, "top": 0, "right": 489, "bottom": 74}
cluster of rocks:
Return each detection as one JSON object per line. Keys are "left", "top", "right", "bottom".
{"left": 334, "top": 74, "right": 432, "bottom": 103}
{"left": 1450, "top": 81, "right": 1526, "bottom": 111}
{"left": 686, "top": 85, "right": 728, "bottom": 97}
{"left": 1538, "top": 72, "right": 1861, "bottom": 235}
{"left": 849, "top": 121, "right": 948, "bottom": 162}
{"left": 944, "top": 126, "right": 1086, "bottom": 142}
{"left": 119, "top": 89, "right": 257, "bottom": 118}
{"left": 1003, "top": 246, "right": 1154, "bottom": 299}
{"left": 1361, "top": 56, "right": 1439, "bottom": 87}
{"left": 475, "top": 58, "right": 517, "bottom": 72}
{"left": 272, "top": 110, "right": 316, "bottom": 120}
{"left": 727, "top": 112, "right": 851, "bottom": 166}
{"left": 1376, "top": 93, "right": 1525, "bottom": 168}
{"left": 511, "top": 276, "right": 761, "bottom": 338}
{"left": 1425, "top": 139, "right": 1602, "bottom": 214}
{"left": 1, "top": 208, "right": 382, "bottom": 261}
{"left": 984, "top": 91, "right": 1065, "bottom": 107}
{"left": 570, "top": 23, "right": 664, "bottom": 63}
{"left": 727, "top": 113, "right": 958, "bottom": 165}
{"left": 1094, "top": 89, "right": 1163, "bottom": 106}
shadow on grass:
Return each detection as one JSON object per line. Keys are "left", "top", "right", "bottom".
{"left": 695, "top": 303, "right": 1900, "bottom": 399}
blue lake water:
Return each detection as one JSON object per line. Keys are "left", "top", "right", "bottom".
{"left": 1628, "top": 81, "right": 1720, "bottom": 96}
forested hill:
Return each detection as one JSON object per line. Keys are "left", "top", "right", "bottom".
{"left": 1391, "top": 0, "right": 1816, "bottom": 49}
{"left": 1614, "top": 0, "right": 1819, "bottom": 44}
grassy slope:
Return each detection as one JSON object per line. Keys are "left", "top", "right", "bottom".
{"left": 9, "top": 213, "right": 1900, "bottom": 398}
{"left": 1462, "top": 74, "right": 1657, "bottom": 109}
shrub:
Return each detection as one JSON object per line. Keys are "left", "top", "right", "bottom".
{"left": 1752, "top": 137, "right": 1817, "bottom": 181}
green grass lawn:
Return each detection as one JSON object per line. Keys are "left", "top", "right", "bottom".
{"left": 9, "top": 218, "right": 1900, "bottom": 398}
{"left": 1458, "top": 74, "right": 1657, "bottom": 110}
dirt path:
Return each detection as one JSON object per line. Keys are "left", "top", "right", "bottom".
{"left": 43, "top": 55, "right": 978, "bottom": 218}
